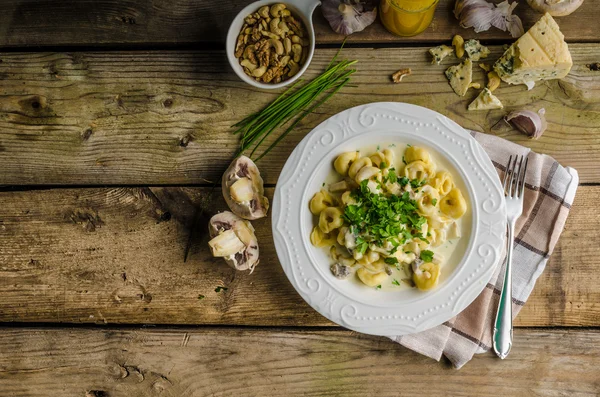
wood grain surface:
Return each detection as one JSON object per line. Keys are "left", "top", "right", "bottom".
{"left": 0, "top": 45, "right": 599, "bottom": 186}
{"left": 0, "top": 186, "right": 596, "bottom": 326}
{"left": 0, "top": 0, "right": 598, "bottom": 48}
{"left": 0, "top": 327, "right": 598, "bottom": 397}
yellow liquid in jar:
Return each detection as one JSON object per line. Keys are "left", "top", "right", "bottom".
{"left": 380, "top": 0, "right": 439, "bottom": 37}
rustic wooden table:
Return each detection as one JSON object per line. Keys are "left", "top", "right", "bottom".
{"left": 0, "top": 1, "right": 599, "bottom": 396}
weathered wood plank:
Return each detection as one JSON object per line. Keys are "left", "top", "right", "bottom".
{"left": 0, "top": 327, "right": 598, "bottom": 397}
{"left": 0, "top": 46, "right": 599, "bottom": 185}
{"left": 0, "top": 0, "right": 597, "bottom": 48}
{"left": 0, "top": 186, "right": 597, "bottom": 326}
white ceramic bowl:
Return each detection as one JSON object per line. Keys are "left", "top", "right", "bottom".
{"left": 226, "top": 0, "right": 321, "bottom": 89}
{"left": 272, "top": 103, "right": 507, "bottom": 336}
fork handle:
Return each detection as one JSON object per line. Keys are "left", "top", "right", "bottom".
{"left": 493, "top": 223, "right": 514, "bottom": 359}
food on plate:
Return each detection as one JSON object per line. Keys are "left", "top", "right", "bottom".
{"left": 445, "top": 59, "right": 479, "bottom": 96}
{"left": 322, "top": 0, "right": 377, "bottom": 35}
{"left": 454, "top": 0, "right": 524, "bottom": 38}
{"left": 505, "top": 108, "right": 547, "bottom": 138}
{"left": 222, "top": 156, "right": 269, "bottom": 220}
{"left": 463, "top": 39, "right": 490, "bottom": 61}
{"left": 468, "top": 88, "right": 504, "bottom": 110}
{"left": 208, "top": 211, "right": 259, "bottom": 272}
{"left": 452, "top": 35, "right": 465, "bottom": 58}
{"left": 526, "top": 0, "right": 583, "bottom": 16}
{"left": 234, "top": 3, "right": 309, "bottom": 84}
{"left": 429, "top": 45, "right": 454, "bottom": 65}
{"left": 391, "top": 68, "right": 412, "bottom": 83}
{"left": 494, "top": 13, "right": 573, "bottom": 89}
{"left": 309, "top": 144, "right": 468, "bottom": 291}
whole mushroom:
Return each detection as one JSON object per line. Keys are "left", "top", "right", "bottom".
{"left": 208, "top": 211, "right": 260, "bottom": 272}
{"left": 222, "top": 156, "right": 269, "bottom": 220}
{"left": 526, "top": 0, "right": 584, "bottom": 16}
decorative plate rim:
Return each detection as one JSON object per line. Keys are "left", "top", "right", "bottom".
{"left": 272, "top": 102, "right": 506, "bottom": 336}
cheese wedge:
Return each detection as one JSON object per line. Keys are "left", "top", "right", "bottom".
{"left": 445, "top": 59, "right": 473, "bottom": 96}
{"left": 494, "top": 13, "right": 572, "bottom": 88}
{"left": 468, "top": 88, "right": 503, "bottom": 111}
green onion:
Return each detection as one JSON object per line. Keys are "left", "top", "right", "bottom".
{"left": 232, "top": 48, "right": 357, "bottom": 161}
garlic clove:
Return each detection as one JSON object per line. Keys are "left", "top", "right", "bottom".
{"left": 322, "top": 0, "right": 377, "bottom": 35}
{"left": 505, "top": 108, "right": 547, "bottom": 139}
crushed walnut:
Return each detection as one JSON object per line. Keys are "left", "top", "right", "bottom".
{"left": 391, "top": 68, "right": 412, "bottom": 83}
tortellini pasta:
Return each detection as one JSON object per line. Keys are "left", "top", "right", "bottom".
{"left": 334, "top": 151, "right": 359, "bottom": 176}
{"left": 319, "top": 207, "right": 344, "bottom": 233}
{"left": 348, "top": 157, "right": 372, "bottom": 179}
{"left": 310, "top": 227, "right": 336, "bottom": 247}
{"left": 416, "top": 185, "right": 441, "bottom": 216}
{"left": 432, "top": 171, "right": 454, "bottom": 196}
{"left": 357, "top": 268, "right": 389, "bottom": 287}
{"left": 405, "top": 146, "right": 431, "bottom": 164}
{"left": 403, "top": 160, "right": 434, "bottom": 181}
{"left": 309, "top": 189, "right": 336, "bottom": 215}
{"left": 439, "top": 188, "right": 467, "bottom": 219}
{"left": 311, "top": 144, "right": 468, "bottom": 291}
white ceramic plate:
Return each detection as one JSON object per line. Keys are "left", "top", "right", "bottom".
{"left": 272, "top": 102, "right": 506, "bottom": 336}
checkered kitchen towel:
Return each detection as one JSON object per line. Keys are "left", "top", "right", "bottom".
{"left": 389, "top": 131, "right": 579, "bottom": 369}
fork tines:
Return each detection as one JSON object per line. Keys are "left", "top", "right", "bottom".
{"left": 503, "top": 155, "right": 529, "bottom": 198}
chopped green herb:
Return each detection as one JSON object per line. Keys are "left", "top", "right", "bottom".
{"left": 198, "top": 294, "right": 205, "bottom": 300}
{"left": 388, "top": 144, "right": 396, "bottom": 148}
{"left": 392, "top": 279, "right": 401, "bottom": 286}
{"left": 385, "top": 168, "right": 397, "bottom": 184}
{"left": 398, "top": 176, "right": 409, "bottom": 186}
{"left": 402, "top": 156, "right": 407, "bottom": 165}
{"left": 410, "top": 179, "right": 427, "bottom": 189}
{"left": 214, "top": 286, "right": 228, "bottom": 293}
{"left": 432, "top": 198, "right": 438, "bottom": 206}
{"left": 384, "top": 257, "right": 398, "bottom": 265}
{"left": 376, "top": 285, "right": 382, "bottom": 290}
{"left": 407, "top": 144, "right": 412, "bottom": 147}
{"left": 404, "top": 250, "right": 412, "bottom": 254}
{"left": 420, "top": 250, "right": 434, "bottom": 262}
{"left": 380, "top": 161, "right": 388, "bottom": 169}
{"left": 322, "top": 183, "right": 325, "bottom": 187}
{"left": 342, "top": 179, "right": 428, "bottom": 250}
{"left": 377, "top": 145, "right": 381, "bottom": 151}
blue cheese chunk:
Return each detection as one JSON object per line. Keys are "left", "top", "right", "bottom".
{"left": 464, "top": 39, "right": 490, "bottom": 61}
{"left": 494, "top": 13, "right": 573, "bottom": 88}
{"left": 429, "top": 45, "right": 454, "bottom": 65}
{"left": 468, "top": 88, "right": 504, "bottom": 111}
{"left": 445, "top": 59, "right": 473, "bottom": 97}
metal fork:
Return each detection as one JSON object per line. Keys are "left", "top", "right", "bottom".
{"left": 493, "top": 154, "right": 528, "bottom": 359}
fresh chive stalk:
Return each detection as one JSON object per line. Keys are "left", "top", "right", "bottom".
{"left": 232, "top": 50, "right": 357, "bottom": 161}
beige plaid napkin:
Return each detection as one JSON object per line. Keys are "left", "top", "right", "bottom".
{"left": 389, "top": 131, "right": 579, "bottom": 369}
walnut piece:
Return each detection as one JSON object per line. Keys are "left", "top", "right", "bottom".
{"left": 392, "top": 68, "right": 412, "bottom": 83}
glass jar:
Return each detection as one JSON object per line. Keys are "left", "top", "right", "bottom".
{"left": 380, "top": 0, "right": 439, "bottom": 37}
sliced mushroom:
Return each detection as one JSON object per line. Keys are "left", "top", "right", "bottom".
{"left": 208, "top": 211, "right": 259, "bottom": 272}
{"left": 222, "top": 156, "right": 269, "bottom": 220}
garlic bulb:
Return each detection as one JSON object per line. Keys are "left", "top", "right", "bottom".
{"left": 454, "top": 0, "right": 524, "bottom": 38}
{"left": 505, "top": 108, "right": 547, "bottom": 139}
{"left": 322, "top": 0, "right": 377, "bottom": 35}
